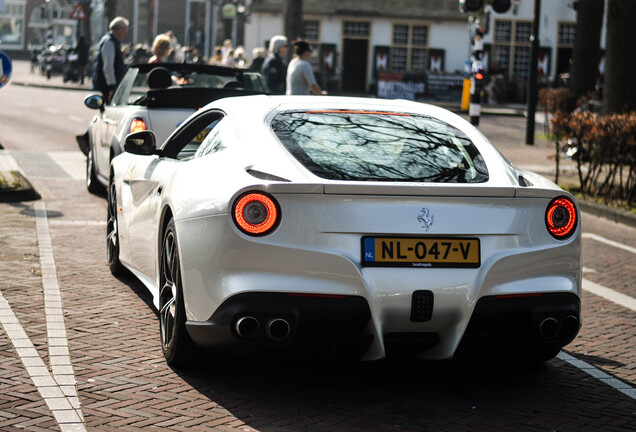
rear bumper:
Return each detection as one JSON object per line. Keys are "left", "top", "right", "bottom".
{"left": 454, "top": 292, "right": 581, "bottom": 359}
{"left": 186, "top": 291, "right": 580, "bottom": 361}
{"left": 185, "top": 292, "right": 374, "bottom": 358}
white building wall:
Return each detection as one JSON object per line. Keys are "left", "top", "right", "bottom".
{"left": 429, "top": 21, "right": 470, "bottom": 74}
{"left": 244, "top": 13, "right": 283, "bottom": 53}
{"left": 245, "top": 2, "right": 606, "bottom": 89}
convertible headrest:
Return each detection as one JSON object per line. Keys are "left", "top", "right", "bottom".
{"left": 147, "top": 67, "right": 172, "bottom": 89}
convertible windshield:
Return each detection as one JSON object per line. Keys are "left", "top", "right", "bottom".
{"left": 271, "top": 110, "right": 489, "bottom": 183}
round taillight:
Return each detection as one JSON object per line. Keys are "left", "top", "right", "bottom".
{"left": 545, "top": 197, "right": 577, "bottom": 239}
{"left": 232, "top": 192, "right": 280, "bottom": 236}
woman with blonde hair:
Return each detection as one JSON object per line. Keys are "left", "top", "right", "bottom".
{"left": 149, "top": 34, "right": 172, "bottom": 63}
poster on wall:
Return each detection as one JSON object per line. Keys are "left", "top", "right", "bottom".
{"left": 377, "top": 72, "right": 464, "bottom": 102}
{"left": 428, "top": 49, "right": 445, "bottom": 74}
{"left": 372, "top": 46, "right": 390, "bottom": 80}
{"left": 538, "top": 47, "right": 551, "bottom": 78}
{"left": 320, "top": 43, "right": 336, "bottom": 74}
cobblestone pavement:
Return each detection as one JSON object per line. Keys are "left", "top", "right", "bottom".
{"left": 0, "top": 65, "right": 635, "bottom": 431}
{"left": 0, "top": 157, "right": 635, "bottom": 432}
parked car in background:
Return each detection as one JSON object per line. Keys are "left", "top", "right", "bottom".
{"left": 108, "top": 95, "right": 581, "bottom": 367}
{"left": 80, "top": 63, "right": 268, "bottom": 194}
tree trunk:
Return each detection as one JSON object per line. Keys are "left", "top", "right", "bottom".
{"left": 569, "top": 0, "right": 604, "bottom": 102}
{"left": 603, "top": 0, "right": 636, "bottom": 114}
{"left": 284, "top": 0, "right": 303, "bottom": 61}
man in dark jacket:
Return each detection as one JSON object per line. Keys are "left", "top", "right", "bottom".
{"left": 92, "top": 17, "right": 129, "bottom": 102}
{"left": 262, "top": 35, "right": 288, "bottom": 94}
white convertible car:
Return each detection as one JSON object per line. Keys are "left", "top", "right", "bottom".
{"left": 108, "top": 95, "right": 581, "bottom": 366}
{"left": 81, "top": 63, "right": 267, "bottom": 194}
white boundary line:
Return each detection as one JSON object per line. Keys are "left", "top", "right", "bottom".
{"left": 558, "top": 351, "right": 636, "bottom": 400}
{"left": 48, "top": 152, "right": 85, "bottom": 181}
{"left": 34, "top": 202, "right": 86, "bottom": 426}
{"left": 582, "top": 233, "right": 636, "bottom": 255}
{"left": 0, "top": 292, "right": 86, "bottom": 431}
{"left": 583, "top": 278, "right": 636, "bottom": 313}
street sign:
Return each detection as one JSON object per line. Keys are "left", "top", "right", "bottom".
{"left": 69, "top": 2, "right": 88, "bottom": 20}
{"left": 0, "top": 51, "right": 12, "bottom": 89}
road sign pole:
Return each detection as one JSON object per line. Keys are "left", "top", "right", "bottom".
{"left": 525, "top": 0, "right": 541, "bottom": 145}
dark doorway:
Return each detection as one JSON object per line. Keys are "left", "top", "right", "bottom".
{"left": 556, "top": 47, "right": 573, "bottom": 78}
{"left": 342, "top": 38, "right": 368, "bottom": 93}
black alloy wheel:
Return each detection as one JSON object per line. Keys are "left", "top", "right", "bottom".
{"left": 106, "top": 177, "right": 125, "bottom": 276}
{"left": 159, "top": 219, "right": 196, "bottom": 366}
{"left": 86, "top": 147, "right": 105, "bottom": 195}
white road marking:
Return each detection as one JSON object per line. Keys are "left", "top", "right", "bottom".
{"left": 583, "top": 278, "right": 636, "bottom": 313}
{"left": 0, "top": 151, "right": 20, "bottom": 171}
{"left": 558, "top": 351, "right": 636, "bottom": 400}
{"left": 67, "top": 115, "right": 84, "bottom": 123}
{"left": 44, "top": 107, "right": 60, "bottom": 114}
{"left": 49, "top": 220, "right": 105, "bottom": 227}
{"left": 15, "top": 101, "right": 31, "bottom": 108}
{"left": 0, "top": 203, "right": 86, "bottom": 431}
{"left": 35, "top": 202, "right": 86, "bottom": 427}
{"left": 582, "top": 233, "right": 636, "bottom": 255}
{"left": 48, "top": 151, "right": 85, "bottom": 180}
{"left": 582, "top": 267, "right": 597, "bottom": 273}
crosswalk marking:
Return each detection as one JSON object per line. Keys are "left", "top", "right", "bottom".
{"left": 48, "top": 152, "right": 85, "bottom": 180}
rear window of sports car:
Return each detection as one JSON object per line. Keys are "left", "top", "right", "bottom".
{"left": 271, "top": 110, "right": 488, "bottom": 183}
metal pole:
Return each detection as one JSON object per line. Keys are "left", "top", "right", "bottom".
{"left": 185, "top": 0, "right": 191, "bottom": 49}
{"left": 525, "top": 0, "right": 541, "bottom": 145}
{"left": 133, "top": 0, "right": 139, "bottom": 46}
{"left": 204, "top": 0, "right": 211, "bottom": 59}
{"left": 153, "top": 0, "right": 159, "bottom": 38}
{"left": 211, "top": 1, "right": 218, "bottom": 51}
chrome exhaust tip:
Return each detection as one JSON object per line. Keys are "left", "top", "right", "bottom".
{"left": 560, "top": 315, "right": 579, "bottom": 338}
{"left": 235, "top": 316, "right": 260, "bottom": 339}
{"left": 266, "top": 318, "right": 291, "bottom": 341}
{"left": 539, "top": 317, "right": 559, "bottom": 339}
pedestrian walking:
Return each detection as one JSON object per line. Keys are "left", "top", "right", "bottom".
{"left": 286, "top": 39, "right": 326, "bottom": 96}
{"left": 248, "top": 47, "right": 266, "bottom": 72}
{"left": 262, "top": 35, "right": 288, "bottom": 94}
{"left": 148, "top": 34, "right": 172, "bottom": 64}
{"left": 91, "top": 16, "right": 129, "bottom": 102}
{"left": 76, "top": 35, "right": 89, "bottom": 84}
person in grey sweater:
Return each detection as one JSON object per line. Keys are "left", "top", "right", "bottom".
{"left": 286, "top": 40, "right": 326, "bottom": 95}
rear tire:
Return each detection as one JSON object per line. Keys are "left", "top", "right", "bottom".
{"left": 106, "top": 177, "right": 125, "bottom": 276}
{"left": 86, "top": 147, "right": 105, "bottom": 195}
{"left": 159, "top": 219, "right": 196, "bottom": 367}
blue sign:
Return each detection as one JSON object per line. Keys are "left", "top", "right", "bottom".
{"left": 0, "top": 50, "right": 12, "bottom": 89}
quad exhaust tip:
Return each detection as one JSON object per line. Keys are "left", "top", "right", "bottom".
{"left": 266, "top": 318, "right": 291, "bottom": 341}
{"left": 235, "top": 316, "right": 260, "bottom": 339}
{"left": 539, "top": 315, "right": 579, "bottom": 340}
{"left": 539, "top": 317, "right": 560, "bottom": 339}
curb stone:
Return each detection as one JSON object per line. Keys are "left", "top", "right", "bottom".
{"left": 0, "top": 171, "right": 40, "bottom": 203}
{"left": 578, "top": 198, "right": 636, "bottom": 228}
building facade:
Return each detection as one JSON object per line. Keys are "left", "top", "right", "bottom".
{"left": 0, "top": 0, "right": 606, "bottom": 101}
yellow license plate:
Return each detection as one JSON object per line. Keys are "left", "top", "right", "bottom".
{"left": 362, "top": 237, "right": 480, "bottom": 268}
{"left": 191, "top": 128, "right": 212, "bottom": 144}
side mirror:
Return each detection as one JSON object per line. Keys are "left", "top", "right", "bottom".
{"left": 84, "top": 93, "right": 104, "bottom": 110}
{"left": 124, "top": 130, "right": 158, "bottom": 155}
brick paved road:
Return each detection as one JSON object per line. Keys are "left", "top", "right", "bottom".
{"left": 0, "top": 82, "right": 635, "bottom": 431}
